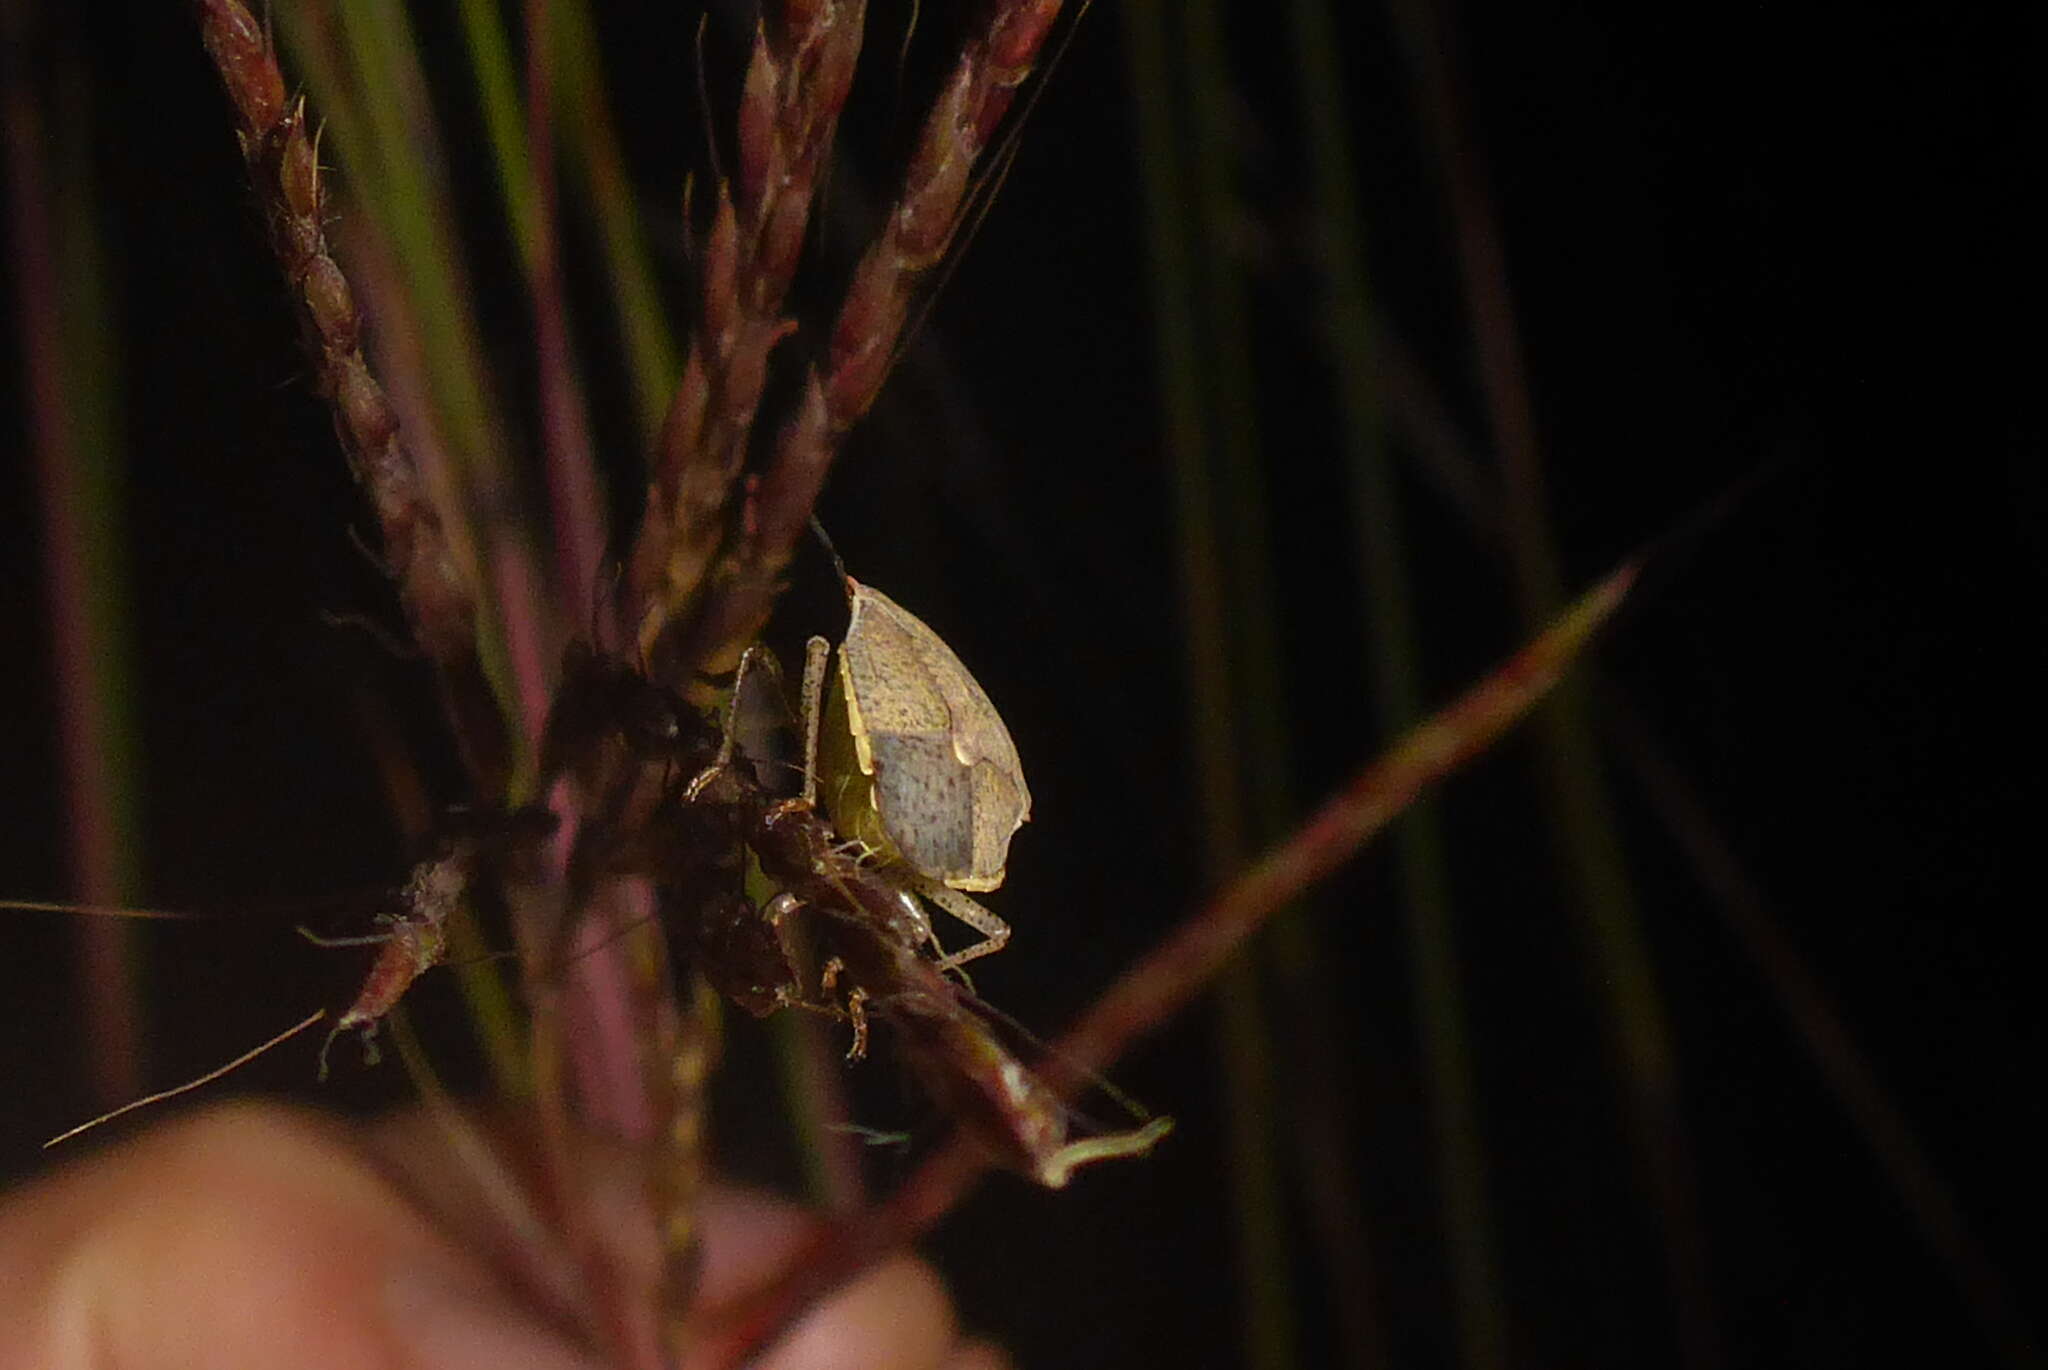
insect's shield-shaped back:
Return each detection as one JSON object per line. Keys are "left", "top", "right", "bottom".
{"left": 831, "top": 581, "right": 1031, "bottom": 892}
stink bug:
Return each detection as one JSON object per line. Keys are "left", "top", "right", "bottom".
{"left": 799, "top": 577, "right": 1029, "bottom": 970}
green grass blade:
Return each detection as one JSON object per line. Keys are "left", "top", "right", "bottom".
{"left": 1286, "top": 3, "right": 1505, "bottom": 1366}
{"left": 452, "top": 0, "right": 537, "bottom": 264}
{"left": 1127, "top": 4, "right": 1299, "bottom": 1366}
{"left": 554, "top": 0, "right": 680, "bottom": 452}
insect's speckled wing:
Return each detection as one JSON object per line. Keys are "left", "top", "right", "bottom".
{"left": 841, "top": 580, "right": 1031, "bottom": 891}
{"left": 866, "top": 731, "right": 975, "bottom": 874}
{"left": 840, "top": 584, "right": 954, "bottom": 736}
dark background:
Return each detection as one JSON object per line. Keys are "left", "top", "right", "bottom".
{"left": 1, "top": 3, "right": 2039, "bottom": 1368}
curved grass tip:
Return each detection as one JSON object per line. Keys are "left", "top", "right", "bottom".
{"left": 1033, "top": 1115, "right": 1176, "bottom": 1190}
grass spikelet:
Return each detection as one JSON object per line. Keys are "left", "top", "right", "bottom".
{"left": 194, "top": 0, "right": 506, "bottom": 781}
{"left": 632, "top": 1, "right": 870, "bottom": 659}
{"left": 648, "top": 0, "right": 1072, "bottom": 680}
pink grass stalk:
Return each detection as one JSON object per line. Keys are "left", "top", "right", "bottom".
{"left": 332, "top": 121, "right": 661, "bottom": 1326}
{"left": 688, "top": 562, "right": 1638, "bottom": 1366}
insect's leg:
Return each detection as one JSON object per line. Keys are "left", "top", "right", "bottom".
{"left": 829, "top": 835, "right": 883, "bottom": 868}
{"left": 687, "top": 644, "right": 770, "bottom": 799}
{"left": 798, "top": 635, "right": 830, "bottom": 807}
{"left": 815, "top": 956, "right": 869, "bottom": 1059}
{"left": 914, "top": 877, "right": 1012, "bottom": 972}
{"left": 716, "top": 645, "right": 773, "bottom": 769}
{"left": 843, "top": 985, "right": 870, "bottom": 1061}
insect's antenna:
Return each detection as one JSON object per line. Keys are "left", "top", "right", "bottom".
{"left": 809, "top": 515, "right": 854, "bottom": 601}
{"left": 43, "top": 1009, "right": 328, "bottom": 1149}
{"left": 0, "top": 898, "right": 208, "bottom": 922}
